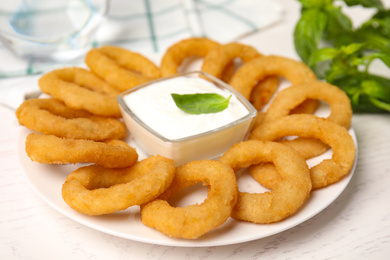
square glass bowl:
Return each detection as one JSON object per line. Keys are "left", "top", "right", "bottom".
{"left": 117, "top": 71, "right": 257, "bottom": 166}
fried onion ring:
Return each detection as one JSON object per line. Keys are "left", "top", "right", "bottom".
{"left": 249, "top": 114, "right": 356, "bottom": 189}
{"left": 25, "top": 133, "right": 138, "bottom": 168}
{"left": 160, "top": 37, "right": 235, "bottom": 80}
{"left": 229, "top": 55, "right": 319, "bottom": 113}
{"left": 218, "top": 140, "right": 312, "bottom": 224}
{"left": 38, "top": 67, "right": 122, "bottom": 118}
{"left": 259, "top": 81, "right": 353, "bottom": 159}
{"left": 201, "top": 42, "right": 261, "bottom": 79}
{"left": 16, "top": 98, "right": 126, "bottom": 141}
{"left": 160, "top": 38, "right": 220, "bottom": 77}
{"left": 263, "top": 81, "right": 353, "bottom": 128}
{"left": 62, "top": 155, "right": 175, "bottom": 215}
{"left": 141, "top": 160, "right": 238, "bottom": 239}
{"left": 85, "top": 46, "right": 160, "bottom": 92}
{"left": 229, "top": 55, "right": 317, "bottom": 99}
{"left": 201, "top": 42, "right": 280, "bottom": 110}
{"left": 249, "top": 76, "right": 280, "bottom": 111}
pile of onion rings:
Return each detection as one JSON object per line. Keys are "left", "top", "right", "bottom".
{"left": 15, "top": 37, "right": 357, "bottom": 240}
{"left": 201, "top": 42, "right": 280, "bottom": 110}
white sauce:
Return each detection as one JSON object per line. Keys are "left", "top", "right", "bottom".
{"left": 123, "top": 76, "right": 249, "bottom": 140}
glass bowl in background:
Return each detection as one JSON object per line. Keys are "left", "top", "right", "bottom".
{"left": 117, "top": 71, "right": 257, "bottom": 166}
{"left": 0, "top": 0, "right": 109, "bottom": 62}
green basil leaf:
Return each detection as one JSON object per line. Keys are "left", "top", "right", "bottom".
{"left": 351, "top": 95, "right": 387, "bottom": 113}
{"left": 368, "top": 96, "right": 390, "bottom": 112}
{"left": 343, "top": 0, "right": 384, "bottom": 10}
{"left": 340, "top": 43, "right": 365, "bottom": 55}
{"left": 352, "top": 29, "right": 390, "bottom": 52}
{"left": 325, "top": 58, "right": 352, "bottom": 82}
{"left": 171, "top": 93, "right": 231, "bottom": 114}
{"left": 294, "top": 9, "right": 328, "bottom": 64}
{"left": 361, "top": 17, "right": 390, "bottom": 37}
{"left": 325, "top": 5, "right": 353, "bottom": 32}
{"left": 323, "top": 5, "right": 353, "bottom": 44}
{"left": 310, "top": 47, "right": 339, "bottom": 66}
{"left": 365, "top": 52, "right": 390, "bottom": 67}
{"left": 294, "top": 0, "right": 390, "bottom": 113}
{"left": 298, "top": 0, "right": 326, "bottom": 9}
{"left": 361, "top": 80, "right": 390, "bottom": 102}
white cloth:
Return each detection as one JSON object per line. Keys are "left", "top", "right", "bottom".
{"left": 0, "top": 0, "right": 284, "bottom": 110}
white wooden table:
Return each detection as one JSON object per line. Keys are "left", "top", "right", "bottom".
{"left": 1, "top": 0, "right": 389, "bottom": 259}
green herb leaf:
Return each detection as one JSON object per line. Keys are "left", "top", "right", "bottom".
{"left": 293, "top": 0, "right": 390, "bottom": 113}
{"left": 171, "top": 93, "right": 231, "bottom": 114}
{"left": 361, "top": 80, "right": 390, "bottom": 102}
{"left": 325, "top": 5, "right": 353, "bottom": 33}
{"left": 294, "top": 8, "right": 328, "bottom": 64}
{"left": 364, "top": 52, "right": 390, "bottom": 67}
{"left": 310, "top": 47, "right": 339, "bottom": 66}
{"left": 343, "top": 0, "right": 384, "bottom": 10}
{"left": 298, "top": 0, "right": 326, "bottom": 9}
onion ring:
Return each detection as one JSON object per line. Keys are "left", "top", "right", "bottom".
{"left": 38, "top": 67, "right": 122, "bottom": 118}
{"left": 249, "top": 76, "right": 280, "bottom": 111}
{"left": 218, "top": 140, "right": 312, "bottom": 224}
{"left": 160, "top": 37, "right": 235, "bottom": 80}
{"left": 62, "top": 155, "right": 175, "bottom": 215}
{"left": 25, "top": 133, "right": 138, "bottom": 168}
{"left": 161, "top": 38, "right": 220, "bottom": 77}
{"left": 229, "top": 55, "right": 317, "bottom": 99}
{"left": 15, "top": 98, "right": 126, "bottom": 141}
{"left": 249, "top": 114, "right": 356, "bottom": 189}
{"left": 201, "top": 42, "right": 261, "bottom": 79}
{"left": 259, "top": 81, "right": 353, "bottom": 159}
{"left": 263, "top": 81, "right": 353, "bottom": 128}
{"left": 85, "top": 46, "right": 160, "bottom": 92}
{"left": 141, "top": 160, "right": 238, "bottom": 239}
{"left": 228, "top": 55, "right": 319, "bottom": 113}
{"left": 201, "top": 42, "right": 280, "bottom": 110}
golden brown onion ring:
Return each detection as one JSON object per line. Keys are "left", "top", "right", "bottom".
{"left": 229, "top": 55, "right": 317, "bottom": 99}
{"left": 249, "top": 76, "right": 280, "bottom": 111}
{"left": 141, "top": 160, "right": 238, "bottom": 239}
{"left": 249, "top": 114, "right": 356, "bottom": 189}
{"left": 218, "top": 140, "right": 312, "bottom": 224}
{"left": 201, "top": 42, "right": 280, "bottom": 110}
{"left": 258, "top": 81, "right": 353, "bottom": 159}
{"left": 25, "top": 133, "right": 138, "bottom": 168}
{"left": 201, "top": 42, "right": 261, "bottom": 79}
{"left": 62, "top": 155, "right": 175, "bottom": 215}
{"left": 229, "top": 55, "right": 319, "bottom": 113}
{"left": 263, "top": 81, "right": 353, "bottom": 129}
{"left": 160, "top": 37, "right": 235, "bottom": 81}
{"left": 38, "top": 67, "right": 122, "bottom": 118}
{"left": 15, "top": 98, "right": 126, "bottom": 141}
{"left": 160, "top": 37, "right": 220, "bottom": 77}
{"left": 85, "top": 46, "right": 160, "bottom": 92}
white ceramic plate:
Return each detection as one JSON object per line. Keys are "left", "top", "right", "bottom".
{"left": 18, "top": 124, "right": 357, "bottom": 247}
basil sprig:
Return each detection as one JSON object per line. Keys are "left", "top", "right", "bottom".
{"left": 294, "top": 0, "right": 390, "bottom": 113}
{"left": 171, "top": 93, "right": 231, "bottom": 114}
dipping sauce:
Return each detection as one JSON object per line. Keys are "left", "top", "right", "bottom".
{"left": 123, "top": 76, "right": 249, "bottom": 140}
{"left": 117, "top": 71, "right": 257, "bottom": 166}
